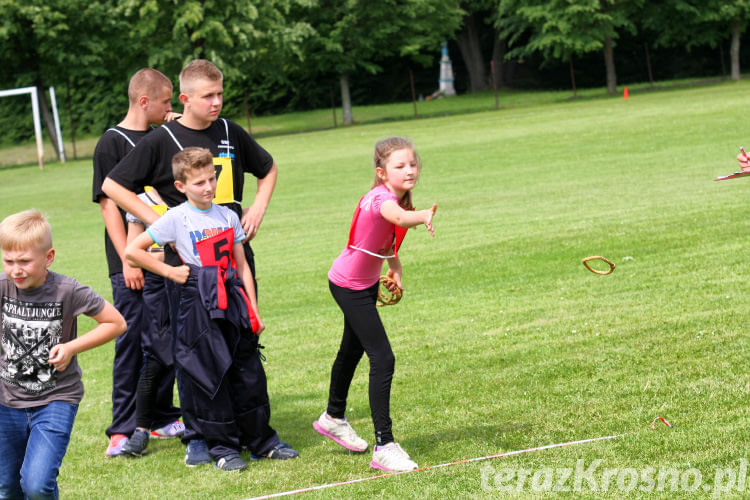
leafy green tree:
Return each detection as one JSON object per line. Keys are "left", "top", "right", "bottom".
{"left": 0, "top": 0, "right": 125, "bottom": 152}
{"left": 0, "top": 0, "right": 314, "bottom": 146}
{"left": 640, "top": 0, "right": 750, "bottom": 82}
{"left": 693, "top": 0, "right": 750, "bottom": 80}
{"left": 302, "top": 0, "right": 463, "bottom": 125}
{"left": 454, "top": 0, "right": 517, "bottom": 92}
{"left": 455, "top": 5, "right": 489, "bottom": 92}
{"left": 498, "top": 0, "right": 643, "bottom": 95}
{"left": 117, "top": 0, "right": 314, "bottom": 102}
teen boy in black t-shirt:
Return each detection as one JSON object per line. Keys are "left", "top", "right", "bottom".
{"left": 92, "top": 68, "right": 182, "bottom": 457}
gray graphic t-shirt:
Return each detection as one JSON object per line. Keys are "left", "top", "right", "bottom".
{"left": 0, "top": 271, "right": 105, "bottom": 407}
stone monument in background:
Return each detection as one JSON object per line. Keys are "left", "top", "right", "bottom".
{"left": 439, "top": 41, "right": 456, "bottom": 97}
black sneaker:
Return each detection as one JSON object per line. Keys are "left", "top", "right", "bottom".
{"left": 253, "top": 441, "right": 299, "bottom": 460}
{"left": 184, "top": 439, "right": 211, "bottom": 467}
{"left": 122, "top": 429, "right": 149, "bottom": 456}
{"left": 215, "top": 454, "right": 248, "bottom": 471}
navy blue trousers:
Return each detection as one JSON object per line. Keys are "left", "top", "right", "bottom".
{"left": 175, "top": 272, "right": 279, "bottom": 460}
{"left": 106, "top": 273, "right": 180, "bottom": 437}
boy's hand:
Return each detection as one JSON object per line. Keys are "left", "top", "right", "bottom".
{"left": 48, "top": 343, "right": 74, "bottom": 371}
{"left": 241, "top": 204, "right": 265, "bottom": 242}
{"left": 168, "top": 265, "right": 191, "bottom": 284}
{"left": 123, "top": 262, "right": 144, "bottom": 290}
{"left": 254, "top": 317, "right": 265, "bottom": 336}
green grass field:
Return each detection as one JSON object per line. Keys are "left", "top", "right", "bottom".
{"left": 1, "top": 79, "right": 749, "bottom": 499}
{"left": 1, "top": 76, "right": 718, "bottom": 168}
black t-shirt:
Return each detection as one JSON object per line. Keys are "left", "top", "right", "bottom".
{"left": 106, "top": 118, "right": 274, "bottom": 266}
{"left": 107, "top": 118, "right": 273, "bottom": 208}
{"left": 92, "top": 126, "right": 151, "bottom": 276}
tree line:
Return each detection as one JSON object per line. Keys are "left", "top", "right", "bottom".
{"left": 1, "top": 0, "right": 749, "bottom": 150}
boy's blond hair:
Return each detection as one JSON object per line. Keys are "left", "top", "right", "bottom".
{"left": 172, "top": 147, "right": 214, "bottom": 183}
{"left": 179, "top": 60, "right": 223, "bottom": 95}
{"left": 0, "top": 209, "right": 52, "bottom": 251}
{"left": 128, "top": 68, "right": 172, "bottom": 105}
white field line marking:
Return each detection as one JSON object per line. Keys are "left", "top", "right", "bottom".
{"left": 245, "top": 434, "right": 621, "bottom": 500}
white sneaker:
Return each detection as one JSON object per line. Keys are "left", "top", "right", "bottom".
{"left": 370, "top": 442, "right": 418, "bottom": 472}
{"left": 313, "top": 412, "right": 368, "bottom": 452}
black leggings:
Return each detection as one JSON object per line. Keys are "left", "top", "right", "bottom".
{"left": 327, "top": 281, "right": 395, "bottom": 445}
{"left": 134, "top": 355, "right": 174, "bottom": 430}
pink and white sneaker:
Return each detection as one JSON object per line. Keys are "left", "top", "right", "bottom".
{"left": 370, "top": 442, "right": 418, "bottom": 472}
{"left": 313, "top": 412, "right": 368, "bottom": 452}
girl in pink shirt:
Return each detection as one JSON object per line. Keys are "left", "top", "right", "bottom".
{"left": 314, "top": 137, "right": 436, "bottom": 472}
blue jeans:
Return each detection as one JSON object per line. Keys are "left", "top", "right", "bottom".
{"left": 0, "top": 401, "right": 78, "bottom": 500}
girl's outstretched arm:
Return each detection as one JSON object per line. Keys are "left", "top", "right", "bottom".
{"left": 380, "top": 201, "right": 437, "bottom": 236}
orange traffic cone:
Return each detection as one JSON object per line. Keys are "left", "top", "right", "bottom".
{"left": 624, "top": 86, "right": 629, "bottom": 100}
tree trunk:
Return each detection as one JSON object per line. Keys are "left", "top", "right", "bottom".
{"left": 491, "top": 34, "right": 517, "bottom": 87}
{"left": 644, "top": 43, "right": 654, "bottom": 87}
{"left": 569, "top": 58, "right": 577, "bottom": 98}
{"left": 330, "top": 84, "right": 338, "bottom": 128}
{"left": 455, "top": 13, "right": 488, "bottom": 92}
{"left": 730, "top": 18, "right": 741, "bottom": 81}
{"left": 491, "top": 35, "right": 507, "bottom": 88}
{"left": 35, "top": 84, "right": 61, "bottom": 161}
{"left": 340, "top": 73, "right": 354, "bottom": 125}
{"left": 604, "top": 36, "right": 617, "bottom": 95}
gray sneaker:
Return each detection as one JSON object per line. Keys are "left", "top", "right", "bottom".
{"left": 122, "top": 428, "right": 149, "bottom": 457}
{"left": 215, "top": 453, "right": 248, "bottom": 471}
{"left": 251, "top": 441, "right": 299, "bottom": 460}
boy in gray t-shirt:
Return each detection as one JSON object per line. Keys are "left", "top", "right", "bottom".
{"left": 0, "top": 210, "right": 125, "bottom": 498}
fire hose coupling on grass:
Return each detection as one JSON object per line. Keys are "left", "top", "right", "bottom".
{"left": 377, "top": 275, "right": 402, "bottom": 306}
{"left": 582, "top": 256, "right": 616, "bottom": 275}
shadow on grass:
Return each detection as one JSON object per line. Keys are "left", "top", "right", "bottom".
{"left": 0, "top": 162, "right": 44, "bottom": 171}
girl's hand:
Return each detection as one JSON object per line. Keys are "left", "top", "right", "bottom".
{"left": 386, "top": 268, "right": 403, "bottom": 291}
{"left": 423, "top": 203, "right": 437, "bottom": 236}
{"left": 48, "top": 343, "right": 74, "bottom": 372}
{"left": 739, "top": 152, "right": 750, "bottom": 172}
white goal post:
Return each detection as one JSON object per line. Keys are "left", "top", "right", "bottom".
{"left": 0, "top": 86, "right": 66, "bottom": 169}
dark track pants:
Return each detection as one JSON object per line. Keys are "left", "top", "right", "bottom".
{"left": 176, "top": 273, "right": 279, "bottom": 460}
{"left": 107, "top": 273, "right": 179, "bottom": 437}
{"left": 170, "top": 242, "right": 258, "bottom": 446}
